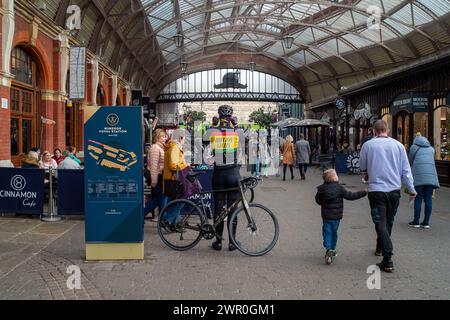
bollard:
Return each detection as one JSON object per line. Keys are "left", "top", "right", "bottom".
{"left": 41, "top": 167, "right": 61, "bottom": 222}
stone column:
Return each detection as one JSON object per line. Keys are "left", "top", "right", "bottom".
{"left": 111, "top": 73, "right": 118, "bottom": 106}
{"left": 125, "top": 84, "right": 131, "bottom": 106}
{"left": 91, "top": 57, "right": 99, "bottom": 106}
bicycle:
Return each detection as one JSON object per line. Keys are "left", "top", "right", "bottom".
{"left": 157, "top": 173, "right": 279, "bottom": 256}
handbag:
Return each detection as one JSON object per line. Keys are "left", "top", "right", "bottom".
{"left": 163, "top": 165, "right": 184, "bottom": 199}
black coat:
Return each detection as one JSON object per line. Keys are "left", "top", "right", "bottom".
{"left": 315, "top": 182, "right": 367, "bottom": 220}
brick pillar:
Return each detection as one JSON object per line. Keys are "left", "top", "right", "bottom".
{"left": 53, "top": 99, "right": 65, "bottom": 150}
{"left": 0, "top": 83, "right": 11, "bottom": 161}
{"left": 40, "top": 93, "right": 54, "bottom": 152}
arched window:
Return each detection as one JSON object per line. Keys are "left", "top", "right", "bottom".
{"left": 10, "top": 47, "right": 40, "bottom": 165}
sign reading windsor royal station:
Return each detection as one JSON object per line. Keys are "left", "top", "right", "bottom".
{"left": 84, "top": 106, "right": 144, "bottom": 260}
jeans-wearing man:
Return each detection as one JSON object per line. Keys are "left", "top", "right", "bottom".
{"left": 359, "top": 120, "right": 417, "bottom": 272}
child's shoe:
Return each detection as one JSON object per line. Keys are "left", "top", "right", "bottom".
{"left": 325, "top": 249, "right": 334, "bottom": 265}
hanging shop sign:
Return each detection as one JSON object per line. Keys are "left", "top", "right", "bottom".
{"left": 335, "top": 97, "right": 346, "bottom": 110}
{"left": 0, "top": 168, "right": 45, "bottom": 214}
{"left": 391, "top": 92, "right": 431, "bottom": 115}
{"left": 353, "top": 102, "right": 372, "bottom": 120}
{"left": 69, "top": 47, "right": 86, "bottom": 100}
{"left": 131, "top": 90, "right": 142, "bottom": 106}
{"left": 320, "top": 113, "right": 330, "bottom": 124}
{"left": 84, "top": 106, "right": 144, "bottom": 260}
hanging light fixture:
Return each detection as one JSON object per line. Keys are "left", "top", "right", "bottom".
{"left": 173, "top": 33, "right": 184, "bottom": 48}
{"left": 248, "top": 61, "right": 256, "bottom": 72}
{"left": 282, "top": 34, "right": 294, "bottom": 49}
{"left": 182, "top": 72, "right": 188, "bottom": 81}
{"left": 180, "top": 60, "right": 188, "bottom": 72}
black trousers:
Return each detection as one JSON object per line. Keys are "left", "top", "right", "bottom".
{"left": 368, "top": 191, "right": 401, "bottom": 261}
{"left": 283, "top": 164, "right": 294, "bottom": 179}
{"left": 212, "top": 166, "right": 241, "bottom": 241}
{"left": 298, "top": 163, "right": 308, "bottom": 178}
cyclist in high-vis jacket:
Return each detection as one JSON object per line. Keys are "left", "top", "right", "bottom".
{"left": 205, "top": 105, "right": 244, "bottom": 251}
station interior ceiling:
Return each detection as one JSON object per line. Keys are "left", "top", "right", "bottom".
{"left": 41, "top": 0, "right": 450, "bottom": 103}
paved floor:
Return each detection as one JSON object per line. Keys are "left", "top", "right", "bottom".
{"left": 1, "top": 167, "right": 449, "bottom": 300}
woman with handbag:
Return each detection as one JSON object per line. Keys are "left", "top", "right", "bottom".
{"left": 162, "top": 131, "right": 188, "bottom": 227}
{"left": 281, "top": 135, "right": 296, "bottom": 181}
{"left": 145, "top": 129, "right": 168, "bottom": 218}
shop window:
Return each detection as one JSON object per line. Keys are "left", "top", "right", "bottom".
{"left": 434, "top": 106, "right": 449, "bottom": 161}
{"left": 397, "top": 116, "right": 403, "bottom": 144}
{"left": 404, "top": 114, "right": 410, "bottom": 150}
{"left": 10, "top": 118, "right": 19, "bottom": 156}
{"left": 11, "top": 47, "right": 33, "bottom": 85}
{"left": 382, "top": 113, "right": 392, "bottom": 136}
{"left": 414, "top": 112, "right": 428, "bottom": 138}
{"left": 10, "top": 46, "right": 39, "bottom": 165}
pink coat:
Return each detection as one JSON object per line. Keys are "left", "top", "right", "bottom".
{"left": 147, "top": 142, "right": 165, "bottom": 186}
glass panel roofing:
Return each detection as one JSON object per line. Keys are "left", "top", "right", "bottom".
{"left": 140, "top": 0, "right": 450, "bottom": 68}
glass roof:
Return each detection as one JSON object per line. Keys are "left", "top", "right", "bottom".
{"left": 140, "top": 0, "right": 450, "bottom": 69}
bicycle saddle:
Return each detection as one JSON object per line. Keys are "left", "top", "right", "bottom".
{"left": 241, "top": 176, "right": 258, "bottom": 188}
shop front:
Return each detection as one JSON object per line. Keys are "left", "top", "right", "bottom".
{"left": 390, "top": 91, "right": 431, "bottom": 151}
{"left": 434, "top": 92, "right": 450, "bottom": 186}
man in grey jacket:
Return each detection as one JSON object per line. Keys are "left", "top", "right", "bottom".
{"left": 295, "top": 134, "right": 311, "bottom": 180}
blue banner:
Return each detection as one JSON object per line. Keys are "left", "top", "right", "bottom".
{"left": 0, "top": 168, "right": 45, "bottom": 214}
{"left": 57, "top": 169, "right": 84, "bottom": 215}
{"left": 335, "top": 154, "right": 349, "bottom": 173}
{"left": 84, "top": 106, "right": 143, "bottom": 243}
{"left": 186, "top": 169, "right": 214, "bottom": 213}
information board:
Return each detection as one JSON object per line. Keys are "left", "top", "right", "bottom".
{"left": 84, "top": 106, "right": 143, "bottom": 244}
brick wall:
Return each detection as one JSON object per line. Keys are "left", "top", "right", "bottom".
{"left": 0, "top": 86, "right": 11, "bottom": 160}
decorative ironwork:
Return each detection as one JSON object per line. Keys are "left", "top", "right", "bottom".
{"left": 157, "top": 92, "right": 303, "bottom": 103}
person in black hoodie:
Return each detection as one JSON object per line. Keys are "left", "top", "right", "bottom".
{"left": 315, "top": 169, "right": 367, "bottom": 264}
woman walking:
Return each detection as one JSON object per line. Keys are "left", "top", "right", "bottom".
{"left": 408, "top": 135, "right": 440, "bottom": 229}
{"left": 281, "top": 135, "right": 296, "bottom": 180}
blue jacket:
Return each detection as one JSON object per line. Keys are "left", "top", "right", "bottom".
{"left": 409, "top": 136, "right": 440, "bottom": 188}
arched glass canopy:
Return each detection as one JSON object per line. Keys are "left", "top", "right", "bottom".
{"left": 158, "top": 68, "right": 303, "bottom": 103}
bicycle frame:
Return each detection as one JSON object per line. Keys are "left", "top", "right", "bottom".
{"left": 194, "top": 183, "right": 254, "bottom": 231}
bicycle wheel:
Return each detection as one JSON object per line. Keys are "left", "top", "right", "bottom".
{"left": 229, "top": 203, "right": 279, "bottom": 256}
{"left": 244, "top": 187, "right": 254, "bottom": 203}
{"left": 158, "top": 199, "right": 205, "bottom": 251}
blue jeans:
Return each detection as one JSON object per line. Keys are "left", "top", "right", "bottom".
{"left": 163, "top": 200, "right": 184, "bottom": 225}
{"left": 414, "top": 185, "right": 434, "bottom": 225}
{"left": 145, "top": 176, "right": 168, "bottom": 215}
{"left": 322, "top": 219, "right": 341, "bottom": 250}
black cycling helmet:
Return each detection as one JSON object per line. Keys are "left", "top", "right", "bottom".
{"left": 218, "top": 105, "right": 233, "bottom": 117}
